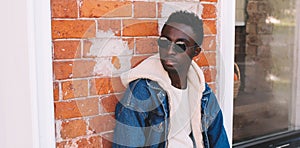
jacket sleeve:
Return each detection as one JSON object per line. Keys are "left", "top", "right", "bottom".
{"left": 203, "top": 84, "right": 230, "bottom": 148}
{"left": 113, "top": 79, "right": 166, "bottom": 148}
{"left": 113, "top": 79, "right": 149, "bottom": 148}
{"left": 207, "top": 110, "right": 230, "bottom": 147}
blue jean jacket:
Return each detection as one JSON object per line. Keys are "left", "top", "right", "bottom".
{"left": 113, "top": 79, "right": 229, "bottom": 148}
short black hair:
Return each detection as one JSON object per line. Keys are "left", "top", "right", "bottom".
{"left": 163, "top": 11, "right": 204, "bottom": 47}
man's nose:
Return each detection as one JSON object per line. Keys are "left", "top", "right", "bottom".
{"left": 167, "top": 43, "right": 176, "bottom": 55}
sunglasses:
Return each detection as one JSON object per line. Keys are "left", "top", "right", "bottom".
{"left": 157, "top": 37, "right": 198, "bottom": 53}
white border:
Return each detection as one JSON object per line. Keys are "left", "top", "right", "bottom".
{"left": 28, "top": 0, "right": 56, "bottom": 147}
{"left": 218, "top": 0, "right": 235, "bottom": 146}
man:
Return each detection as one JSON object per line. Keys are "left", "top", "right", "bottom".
{"left": 113, "top": 11, "right": 229, "bottom": 148}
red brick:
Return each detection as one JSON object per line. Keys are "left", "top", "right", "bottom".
{"left": 60, "top": 119, "right": 87, "bottom": 139}
{"left": 76, "top": 98, "right": 99, "bottom": 116}
{"left": 72, "top": 60, "right": 96, "bottom": 78}
{"left": 53, "top": 82, "right": 59, "bottom": 101}
{"left": 88, "top": 115, "right": 115, "bottom": 133}
{"left": 203, "top": 68, "right": 217, "bottom": 82}
{"left": 122, "top": 38, "right": 135, "bottom": 50}
{"left": 51, "top": 0, "right": 78, "bottom": 18}
{"left": 53, "top": 60, "right": 96, "bottom": 80}
{"left": 90, "top": 77, "right": 125, "bottom": 95}
{"left": 53, "top": 41, "right": 81, "bottom": 59}
{"left": 102, "top": 132, "right": 113, "bottom": 148}
{"left": 130, "top": 55, "right": 150, "bottom": 68}
{"left": 56, "top": 141, "right": 67, "bottom": 148}
{"left": 100, "top": 95, "right": 120, "bottom": 113}
{"left": 55, "top": 101, "right": 82, "bottom": 119}
{"left": 157, "top": 3, "right": 163, "bottom": 18}
{"left": 203, "top": 20, "right": 217, "bottom": 35}
{"left": 55, "top": 98, "right": 99, "bottom": 119}
{"left": 200, "top": 0, "right": 218, "bottom": 2}
{"left": 62, "top": 80, "right": 88, "bottom": 100}
{"left": 53, "top": 61, "right": 73, "bottom": 80}
{"left": 202, "top": 36, "right": 216, "bottom": 51}
{"left": 202, "top": 4, "right": 216, "bottom": 19}
{"left": 135, "top": 38, "right": 158, "bottom": 54}
{"left": 123, "top": 19, "right": 158, "bottom": 36}
{"left": 98, "top": 19, "right": 121, "bottom": 35}
{"left": 80, "top": 0, "right": 132, "bottom": 18}
{"left": 76, "top": 136, "right": 101, "bottom": 148}
{"left": 52, "top": 20, "right": 96, "bottom": 39}
{"left": 193, "top": 52, "right": 208, "bottom": 67}
{"left": 205, "top": 52, "right": 216, "bottom": 66}
{"left": 134, "top": 2, "right": 156, "bottom": 18}
{"left": 193, "top": 52, "right": 216, "bottom": 67}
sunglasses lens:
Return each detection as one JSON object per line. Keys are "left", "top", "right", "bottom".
{"left": 174, "top": 44, "right": 186, "bottom": 53}
{"left": 157, "top": 38, "right": 190, "bottom": 53}
{"left": 157, "top": 38, "right": 170, "bottom": 48}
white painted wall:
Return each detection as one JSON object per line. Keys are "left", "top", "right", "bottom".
{"left": 218, "top": 0, "right": 235, "bottom": 147}
{"left": 0, "top": 0, "right": 55, "bottom": 147}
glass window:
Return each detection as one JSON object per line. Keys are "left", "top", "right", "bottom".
{"left": 233, "top": 0, "right": 299, "bottom": 143}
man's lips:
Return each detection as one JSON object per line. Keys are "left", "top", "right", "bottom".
{"left": 163, "top": 58, "right": 177, "bottom": 66}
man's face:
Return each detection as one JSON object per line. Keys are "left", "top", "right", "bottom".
{"left": 159, "top": 22, "right": 199, "bottom": 74}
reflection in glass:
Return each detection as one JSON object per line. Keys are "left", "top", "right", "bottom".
{"left": 233, "top": 0, "right": 297, "bottom": 143}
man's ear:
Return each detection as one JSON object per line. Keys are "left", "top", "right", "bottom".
{"left": 194, "top": 46, "right": 201, "bottom": 57}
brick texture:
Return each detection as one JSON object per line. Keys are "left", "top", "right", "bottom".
{"left": 80, "top": 0, "right": 132, "bottom": 18}
{"left": 203, "top": 68, "right": 217, "bottom": 82}
{"left": 51, "top": 0, "right": 220, "bottom": 147}
{"left": 202, "top": 4, "right": 216, "bottom": 19}
{"left": 98, "top": 19, "right": 121, "bottom": 35}
{"left": 123, "top": 19, "right": 159, "bottom": 36}
{"left": 55, "top": 101, "right": 82, "bottom": 119}
{"left": 53, "top": 41, "right": 81, "bottom": 59}
{"left": 200, "top": 0, "right": 218, "bottom": 2}
{"left": 135, "top": 38, "right": 158, "bottom": 54}
{"left": 52, "top": 20, "right": 96, "bottom": 39}
{"left": 134, "top": 1, "right": 156, "bottom": 18}
{"left": 102, "top": 132, "right": 113, "bottom": 148}
{"left": 88, "top": 115, "right": 116, "bottom": 133}
{"left": 53, "top": 82, "right": 59, "bottom": 101}
{"left": 62, "top": 80, "right": 88, "bottom": 100}
{"left": 193, "top": 52, "right": 216, "bottom": 67}
{"left": 203, "top": 20, "right": 217, "bottom": 34}
{"left": 90, "top": 77, "right": 125, "bottom": 96}
{"left": 100, "top": 95, "right": 120, "bottom": 113}
{"left": 202, "top": 36, "right": 216, "bottom": 51}
{"left": 76, "top": 136, "right": 102, "bottom": 148}
{"left": 51, "top": 0, "right": 78, "bottom": 18}
{"left": 60, "top": 119, "right": 87, "bottom": 139}
{"left": 53, "top": 60, "right": 96, "bottom": 80}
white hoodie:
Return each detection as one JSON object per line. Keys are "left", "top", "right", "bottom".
{"left": 120, "top": 54, "right": 205, "bottom": 148}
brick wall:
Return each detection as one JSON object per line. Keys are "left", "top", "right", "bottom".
{"left": 51, "top": 0, "right": 219, "bottom": 147}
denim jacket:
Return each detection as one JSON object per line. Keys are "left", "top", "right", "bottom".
{"left": 113, "top": 78, "right": 229, "bottom": 148}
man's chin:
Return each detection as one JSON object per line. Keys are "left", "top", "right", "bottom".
{"left": 162, "top": 64, "right": 178, "bottom": 73}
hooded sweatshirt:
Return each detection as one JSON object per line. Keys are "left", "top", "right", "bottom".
{"left": 120, "top": 54, "right": 205, "bottom": 148}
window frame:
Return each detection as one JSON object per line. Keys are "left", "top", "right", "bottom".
{"left": 232, "top": 0, "right": 300, "bottom": 146}
{"left": 218, "top": 0, "right": 236, "bottom": 147}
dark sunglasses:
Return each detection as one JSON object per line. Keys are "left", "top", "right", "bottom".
{"left": 157, "top": 37, "right": 198, "bottom": 53}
